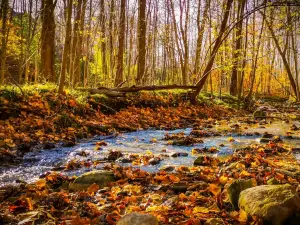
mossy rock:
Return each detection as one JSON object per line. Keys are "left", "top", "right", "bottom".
{"left": 239, "top": 184, "right": 300, "bottom": 225}
{"left": 227, "top": 178, "right": 257, "bottom": 209}
{"left": 253, "top": 110, "right": 267, "bottom": 119}
{"left": 116, "top": 212, "right": 158, "bottom": 225}
{"left": 69, "top": 170, "right": 116, "bottom": 191}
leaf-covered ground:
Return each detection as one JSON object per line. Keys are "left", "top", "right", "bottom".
{"left": 1, "top": 86, "right": 300, "bottom": 224}
{"left": 0, "top": 87, "right": 232, "bottom": 164}
{"left": 0, "top": 137, "right": 299, "bottom": 224}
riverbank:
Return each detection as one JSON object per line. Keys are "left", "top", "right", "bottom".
{"left": 0, "top": 84, "right": 235, "bottom": 164}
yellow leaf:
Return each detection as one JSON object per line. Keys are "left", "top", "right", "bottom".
{"left": 238, "top": 209, "right": 248, "bottom": 222}
{"left": 240, "top": 170, "right": 251, "bottom": 178}
{"left": 35, "top": 179, "right": 46, "bottom": 189}
{"left": 146, "top": 205, "right": 169, "bottom": 212}
{"left": 219, "top": 175, "right": 228, "bottom": 184}
{"left": 193, "top": 206, "right": 209, "bottom": 214}
{"left": 236, "top": 162, "right": 246, "bottom": 169}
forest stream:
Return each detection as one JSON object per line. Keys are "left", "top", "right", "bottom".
{"left": 1, "top": 119, "right": 300, "bottom": 187}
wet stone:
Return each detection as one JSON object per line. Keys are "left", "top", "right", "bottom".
{"left": 239, "top": 184, "right": 300, "bottom": 225}
{"left": 116, "top": 212, "right": 158, "bottom": 225}
{"left": 149, "top": 157, "right": 161, "bottom": 165}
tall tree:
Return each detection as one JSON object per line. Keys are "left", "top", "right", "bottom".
{"left": 115, "top": 0, "right": 126, "bottom": 86}
{"left": 193, "top": 0, "right": 210, "bottom": 78}
{"left": 41, "top": 0, "right": 57, "bottom": 82}
{"left": 136, "top": 0, "right": 147, "bottom": 85}
{"left": 58, "top": 0, "right": 73, "bottom": 93}
{"left": 230, "top": 0, "right": 246, "bottom": 96}
{"left": 191, "top": 0, "right": 234, "bottom": 102}
{"left": 0, "top": 0, "right": 9, "bottom": 85}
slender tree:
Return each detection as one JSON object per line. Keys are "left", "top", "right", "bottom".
{"left": 58, "top": 0, "right": 73, "bottom": 93}
{"left": 115, "top": 0, "right": 126, "bottom": 86}
{"left": 41, "top": 0, "right": 57, "bottom": 82}
{"left": 136, "top": 0, "right": 147, "bottom": 85}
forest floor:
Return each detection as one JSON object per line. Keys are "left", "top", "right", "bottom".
{"left": 0, "top": 84, "right": 300, "bottom": 225}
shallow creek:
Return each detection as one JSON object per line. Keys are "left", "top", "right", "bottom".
{"left": 1, "top": 119, "right": 300, "bottom": 186}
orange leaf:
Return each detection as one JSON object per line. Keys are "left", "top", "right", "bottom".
{"left": 208, "top": 183, "right": 221, "bottom": 196}
{"left": 87, "top": 183, "right": 99, "bottom": 195}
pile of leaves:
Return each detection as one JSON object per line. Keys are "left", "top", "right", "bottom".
{"left": 0, "top": 141, "right": 299, "bottom": 224}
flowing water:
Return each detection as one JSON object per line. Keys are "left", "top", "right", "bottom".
{"left": 1, "top": 120, "right": 300, "bottom": 187}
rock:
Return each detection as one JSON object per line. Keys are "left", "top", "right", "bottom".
{"left": 260, "top": 138, "right": 271, "bottom": 143}
{"left": 205, "top": 218, "right": 224, "bottom": 225}
{"left": 262, "top": 132, "right": 273, "bottom": 138}
{"left": 171, "top": 152, "right": 189, "bottom": 157}
{"left": 159, "top": 165, "right": 175, "bottom": 172}
{"left": 194, "top": 156, "right": 215, "bottom": 166}
{"left": 239, "top": 184, "right": 300, "bottom": 225}
{"left": 43, "top": 142, "right": 56, "bottom": 149}
{"left": 69, "top": 170, "right": 116, "bottom": 191}
{"left": 253, "top": 110, "right": 267, "bottom": 119}
{"left": 116, "top": 212, "right": 158, "bottom": 225}
{"left": 107, "top": 150, "right": 123, "bottom": 161}
{"left": 116, "top": 157, "right": 132, "bottom": 163}
{"left": 62, "top": 140, "right": 76, "bottom": 147}
{"left": 227, "top": 178, "right": 257, "bottom": 209}
{"left": 17, "top": 143, "right": 32, "bottom": 153}
{"left": 149, "top": 157, "right": 161, "bottom": 165}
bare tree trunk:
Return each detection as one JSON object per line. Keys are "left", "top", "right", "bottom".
{"left": 230, "top": 0, "right": 246, "bottom": 96}
{"left": 193, "top": 0, "right": 210, "bottom": 78}
{"left": 100, "top": 0, "right": 107, "bottom": 79}
{"left": 262, "top": 12, "right": 299, "bottom": 100}
{"left": 109, "top": 1, "right": 115, "bottom": 81}
{"left": 41, "top": 0, "right": 56, "bottom": 82}
{"left": 0, "top": 0, "right": 8, "bottom": 85}
{"left": 136, "top": 0, "right": 147, "bottom": 85}
{"left": 115, "top": 0, "right": 126, "bottom": 86}
{"left": 191, "top": 0, "right": 234, "bottom": 102}
{"left": 58, "top": 0, "right": 72, "bottom": 93}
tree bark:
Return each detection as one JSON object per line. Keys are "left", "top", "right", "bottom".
{"left": 262, "top": 12, "right": 299, "bottom": 100}
{"left": 230, "top": 0, "right": 246, "bottom": 96}
{"left": 191, "top": 0, "right": 234, "bottom": 102}
{"left": 136, "top": 0, "right": 147, "bottom": 85}
{"left": 41, "top": 0, "right": 56, "bottom": 82}
{"left": 58, "top": 0, "right": 73, "bottom": 93}
{"left": 115, "top": 0, "right": 126, "bottom": 87}
{"left": 0, "top": 0, "right": 9, "bottom": 85}
{"left": 193, "top": 0, "right": 210, "bottom": 78}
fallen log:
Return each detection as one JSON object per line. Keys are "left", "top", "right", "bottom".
{"left": 78, "top": 85, "right": 197, "bottom": 97}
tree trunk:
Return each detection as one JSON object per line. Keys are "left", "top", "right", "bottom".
{"left": 136, "top": 0, "right": 147, "bottom": 85}
{"left": 193, "top": 0, "right": 210, "bottom": 78}
{"left": 100, "top": 0, "right": 107, "bottom": 79}
{"left": 191, "top": 0, "right": 234, "bottom": 102}
{"left": 263, "top": 12, "right": 299, "bottom": 100}
{"left": 0, "top": 0, "right": 9, "bottom": 85}
{"left": 41, "top": 0, "right": 56, "bottom": 82}
{"left": 58, "top": 0, "right": 73, "bottom": 93}
{"left": 230, "top": 0, "right": 246, "bottom": 96}
{"left": 115, "top": 0, "right": 126, "bottom": 87}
